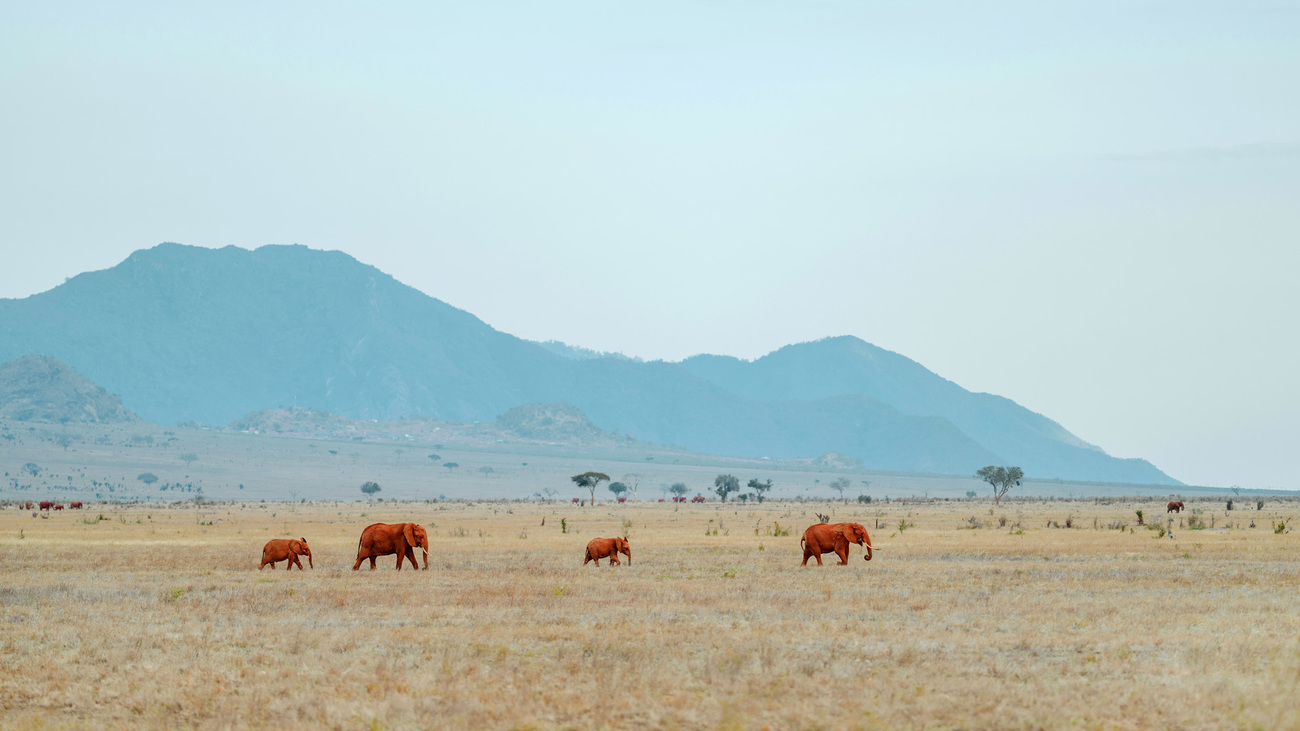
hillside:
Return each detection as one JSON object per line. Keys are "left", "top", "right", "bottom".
{"left": 679, "top": 337, "right": 1174, "bottom": 485}
{"left": 0, "top": 243, "right": 1178, "bottom": 483}
{"left": 0, "top": 355, "right": 137, "bottom": 423}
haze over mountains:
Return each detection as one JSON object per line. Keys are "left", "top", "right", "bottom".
{"left": 0, "top": 243, "right": 1177, "bottom": 484}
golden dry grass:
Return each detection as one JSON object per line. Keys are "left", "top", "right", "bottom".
{"left": 2, "top": 498, "right": 1299, "bottom": 730}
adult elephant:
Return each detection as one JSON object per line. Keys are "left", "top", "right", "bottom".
{"left": 1167, "top": 501, "right": 1185, "bottom": 513}
{"left": 260, "top": 538, "right": 312, "bottom": 570}
{"left": 354, "top": 523, "right": 429, "bottom": 571}
{"left": 801, "top": 522, "right": 873, "bottom": 565}
{"left": 584, "top": 537, "right": 631, "bottom": 566}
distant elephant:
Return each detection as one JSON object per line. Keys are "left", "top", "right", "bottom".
{"left": 54, "top": 504, "right": 64, "bottom": 511}
{"left": 260, "top": 538, "right": 313, "bottom": 570}
{"left": 69, "top": 502, "right": 83, "bottom": 509}
{"left": 353, "top": 522, "right": 429, "bottom": 571}
{"left": 39, "top": 502, "right": 53, "bottom": 511}
{"left": 801, "top": 522, "right": 873, "bottom": 565}
{"left": 1167, "top": 501, "right": 1185, "bottom": 513}
{"left": 584, "top": 537, "right": 631, "bottom": 566}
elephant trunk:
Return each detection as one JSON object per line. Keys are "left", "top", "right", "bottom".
{"left": 305, "top": 549, "right": 313, "bottom": 569}
{"left": 626, "top": 548, "right": 631, "bottom": 566}
{"left": 863, "top": 540, "right": 873, "bottom": 561}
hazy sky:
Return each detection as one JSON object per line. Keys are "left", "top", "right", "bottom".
{"left": 3, "top": 2, "right": 1298, "bottom": 488}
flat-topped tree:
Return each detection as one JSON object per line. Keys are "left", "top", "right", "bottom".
{"left": 571, "top": 471, "right": 610, "bottom": 505}
{"left": 747, "top": 478, "right": 773, "bottom": 503}
{"left": 976, "top": 465, "right": 1023, "bottom": 505}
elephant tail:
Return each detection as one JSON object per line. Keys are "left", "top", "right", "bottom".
{"left": 800, "top": 537, "right": 806, "bottom": 551}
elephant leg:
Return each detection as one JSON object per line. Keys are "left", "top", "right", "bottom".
{"left": 353, "top": 555, "right": 364, "bottom": 571}
{"left": 369, "top": 556, "right": 377, "bottom": 570}
{"left": 610, "top": 555, "right": 619, "bottom": 566}
{"left": 815, "top": 551, "right": 824, "bottom": 565}
{"left": 837, "top": 548, "right": 849, "bottom": 565}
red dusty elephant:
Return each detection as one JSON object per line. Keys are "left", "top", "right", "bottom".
{"left": 69, "top": 502, "right": 83, "bottom": 509}
{"left": 801, "top": 522, "right": 873, "bottom": 565}
{"left": 353, "top": 522, "right": 429, "bottom": 571}
{"left": 39, "top": 502, "right": 53, "bottom": 511}
{"left": 1167, "top": 501, "right": 1185, "bottom": 513}
{"left": 584, "top": 537, "right": 631, "bottom": 566}
{"left": 260, "top": 538, "right": 313, "bottom": 570}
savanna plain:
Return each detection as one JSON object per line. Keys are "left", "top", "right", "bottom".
{"left": 2, "top": 497, "right": 1298, "bottom": 730}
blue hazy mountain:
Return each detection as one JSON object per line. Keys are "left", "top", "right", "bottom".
{"left": 679, "top": 338, "right": 1171, "bottom": 484}
{"left": 0, "top": 243, "right": 1177, "bottom": 483}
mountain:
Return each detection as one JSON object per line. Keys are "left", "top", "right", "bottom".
{"left": 0, "top": 243, "right": 1178, "bottom": 483}
{"left": 0, "top": 355, "right": 137, "bottom": 423}
{"left": 679, "top": 337, "right": 1173, "bottom": 484}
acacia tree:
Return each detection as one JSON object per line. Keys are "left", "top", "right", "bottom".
{"left": 180, "top": 453, "right": 198, "bottom": 468}
{"left": 976, "top": 465, "right": 1023, "bottom": 505}
{"left": 714, "top": 474, "right": 739, "bottom": 502}
{"left": 608, "top": 481, "right": 628, "bottom": 500}
{"left": 669, "top": 483, "right": 689, "bottom": 500}
{"left": 571, "top": 471, "right": 610, "bottom": 505}
{"left": 360, "top": 481, "right": 381, "bottom": 500}
{"left": 828, "top": 477, "right": 852, "bottom": 503}
{"left": 747, "top": 478, "right": 773, "bottom": 503}
{"left": 621, "top": 473, "right": 644, "bottom": 502}
{"left": 443, "top": 462, "right": 459, "bottom": 472}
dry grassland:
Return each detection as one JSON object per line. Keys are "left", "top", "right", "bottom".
{"left": 2, "top": 498, "right": 1299, "bottom": 730}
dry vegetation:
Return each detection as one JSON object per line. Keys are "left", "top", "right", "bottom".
{"left": 2, "top": 498, "right": 1299, "bottom": 729}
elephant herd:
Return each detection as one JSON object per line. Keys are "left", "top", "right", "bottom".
{"left": 259, "top": 520, "right": 873, "bottom": 571}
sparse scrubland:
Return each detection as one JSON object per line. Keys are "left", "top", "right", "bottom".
{"left": 2, "top": 498, "right": 1298, "bottom": 729}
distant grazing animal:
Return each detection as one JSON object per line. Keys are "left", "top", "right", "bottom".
{"left": 260, "top": 538, "right": 312, "bottom": 570}
{"left": 353, "top": 522, "right": 429, "bottom": 571}
{"left": 39, "top": 502, "right": 53, "bottom": 511}
{"left": 24, "top": 502, "right": 33, "bottom": 510}
{"left": 1167, "top": 501, "right": 1185, "bottom": 513}
{"left": 584, "top": 537, "right": 631, "bottom": 566}
{"left": 572, "top": 498, "right": 581, "bottom": 504}
{"left": 69, "top": 502, "right": 83, "bottom": 509}
{"left": 617, "top": 497, "right": 627, "bottom": 503}
{"left": 801, "top": 522, "right": 873, "bottom": 565}
{"left": 691, "top": 496, "right": 705, "bottom": 503}
{"left": 53, "top": 504, "right": 64, "bottom": 511}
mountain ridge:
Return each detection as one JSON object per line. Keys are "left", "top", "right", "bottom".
{"left": 0, "top": 242, "right": 1178, "bottom": 484}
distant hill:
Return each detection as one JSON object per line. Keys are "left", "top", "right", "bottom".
{"left": 0, "top": 355, "right": 137, "bottom": 423}
{"left": 0, "top": 243, "right": 1178, "bottom": 483}
{"left": 679, "top": 337, "right": 1173, "bottom": 485}
{"left": 496, "top": 402, "right": 607, "bottom": 441}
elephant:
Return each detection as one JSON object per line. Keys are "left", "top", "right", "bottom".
{"left": 1167, "top": 501, "right": 1185, "bottom": 513}
{"left": 801, "top": 522, "right": 872, "bottom": 565}
{"left": 584, "top": 537, "right": 631, "bottom": 566}
{"left": 353, "top": 522, "right": 429, "bottom": 571}
{"left": 260, "top": 538, "right": 312, "bottom": 570}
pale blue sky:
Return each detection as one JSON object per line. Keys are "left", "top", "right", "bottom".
{"left": 2, "top": 2, "right": 1298, "bottom": 488}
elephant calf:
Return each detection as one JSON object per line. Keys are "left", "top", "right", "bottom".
{"left": 584, "top": 537, "right": 631, "bottom": 566}
{"left": 260, "top": 538, "right": 312, "bottom": 570}
{"left": 801, "top": 522, "right": 872, "bottom": 565}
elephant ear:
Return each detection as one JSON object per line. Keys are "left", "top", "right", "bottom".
{"left": 404, "top": 523, "right": 417, "bottom": 548}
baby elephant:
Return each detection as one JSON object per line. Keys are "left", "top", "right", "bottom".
{"left": 584, "top": 537, "right": 631, "bottom": 566}
{"left": 260, "top": 538, "right": 313, "bottom": 570}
